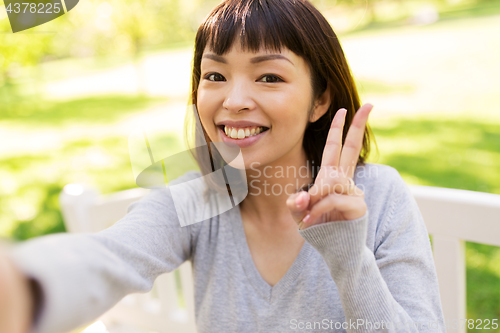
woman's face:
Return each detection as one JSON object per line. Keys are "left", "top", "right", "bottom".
{"left": 197, "top": 41, "right": 322, "bottom": 171}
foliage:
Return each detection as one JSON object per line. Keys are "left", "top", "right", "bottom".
{"left": 0, "top": 0, "right": 71, "bottom": 89}
{"left": 0, "top": 0, "right": 199, "bottom": 94}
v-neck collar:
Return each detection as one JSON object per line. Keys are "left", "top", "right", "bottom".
{"left": 228, "top": 204, "right": 314, "bottom": 303}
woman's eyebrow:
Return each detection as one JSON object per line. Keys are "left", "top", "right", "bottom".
{"left": 202, "top": 53, "right": 294, "bottom": 66}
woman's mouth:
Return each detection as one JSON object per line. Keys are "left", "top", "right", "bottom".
{"left": 221, "top": 125, "right": 269, "bottom": 139}
{"left": 218, "top": 125, "right": 269, "bottom": 148}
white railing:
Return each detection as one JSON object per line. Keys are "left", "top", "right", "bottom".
{"left": 59, "top": 184, "right": 500, "bottom": 333}
{"left": 410, "top": 185, "right": 500, "bottom": 333}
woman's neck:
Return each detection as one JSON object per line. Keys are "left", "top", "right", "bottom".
{"left": 240, "top": 148, "right": 313, "bottom": 229}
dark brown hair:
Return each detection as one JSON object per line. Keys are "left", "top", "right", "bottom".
{"left": 185, "top": 0, "right": 375, "bottom": 191}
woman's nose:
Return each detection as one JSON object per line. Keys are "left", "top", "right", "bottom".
{"left": 222, "top": 80, "right": 256, "bottom": 113}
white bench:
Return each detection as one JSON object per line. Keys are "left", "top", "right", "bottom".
{"left": 410, "top": 185, "right": 500, "bottom": 333}
{"left": 59, "top": 184, "right": 500, "bottom": 333}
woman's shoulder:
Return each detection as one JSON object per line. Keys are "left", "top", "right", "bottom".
{"left": 354, "top": 163, "right": 424, "bottom": 240}
{"left": 354, "top": 163, "right": 407, "bottom": 192}
{"left": 354, "top": 163, "right": 413, "bottom": 211}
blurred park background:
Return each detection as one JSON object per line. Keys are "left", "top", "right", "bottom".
{"left": 1, "top": 0, "right": 499, "bottom": 331}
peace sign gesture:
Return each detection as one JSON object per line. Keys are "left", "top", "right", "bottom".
{"left": 286, "top": 103, "right": 374, "bottom": 230}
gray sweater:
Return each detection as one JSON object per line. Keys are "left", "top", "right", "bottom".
{"left": 8, "top": 163, "right": 446, "bottom": 333}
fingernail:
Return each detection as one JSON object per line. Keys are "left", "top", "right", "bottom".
{"left": 295, "top": 192, "right": 304, "bottom": 207}
{"left": 302, "top": 214, "right": 311, "bottom": 224}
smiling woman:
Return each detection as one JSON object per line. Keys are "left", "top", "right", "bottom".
{"left": 3, "top": 1, "right": 445, "bottom": 333}
{"left": 198, "top": 46, "right": 315, "bottom": 161}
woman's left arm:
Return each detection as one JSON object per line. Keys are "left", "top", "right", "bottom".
{"left": 294, "top": 171, "right": 446, "bottom": 332}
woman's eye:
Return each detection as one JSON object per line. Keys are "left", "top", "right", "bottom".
{"left": 258, "top": 74, "right": 283, "bottom": 83}
{"left": 205, "top": 73, "right": 225, "bottom": 81}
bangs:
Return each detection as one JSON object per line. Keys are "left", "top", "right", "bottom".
{"left": 197, "top": 0, "right": 309, "bottom": 57}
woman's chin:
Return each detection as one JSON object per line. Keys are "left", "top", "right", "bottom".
{"left": 212, "top": 142, "right": 261, "bottom": 171}
{"left": 224, "top": 158, "right": 265, "bottom": 172}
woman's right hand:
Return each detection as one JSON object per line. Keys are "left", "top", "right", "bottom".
{"left": 0, "top": 250, "right": 35, "bottom": 333}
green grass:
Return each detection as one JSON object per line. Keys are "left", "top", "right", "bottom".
{"left": 0, "top": 93, "right": 167, "bottom": 125}
{"left": 438, "top": 1, "right": 500, "bottom": 21}
{"left": 357, "top": 79, "right": 416, "bottom": 96}
{"left": 466, "top": 242, "right": 500, "bottom": 330}
{"left": 369, "top": 114, "right": 500, "bottom": 194}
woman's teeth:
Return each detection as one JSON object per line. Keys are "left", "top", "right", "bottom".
{"left": 224, "top": 126, "right": 266, "bottom": 139}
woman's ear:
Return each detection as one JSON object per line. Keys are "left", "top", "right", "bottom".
{"left": 309, "top": 83, "right": 332, "bottom": 123}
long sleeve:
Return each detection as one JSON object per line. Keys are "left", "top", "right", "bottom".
{"left": 297, "top": 166, "right": 445, "bottom": 332}
{"left": 6, "top": 185, "right": 193, "bottom": 333}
